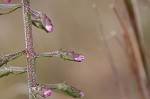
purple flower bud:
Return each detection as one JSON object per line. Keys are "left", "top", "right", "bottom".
{"left": 45, "top": 24, "right": 53, "bottom": 32}
{"left": 79, "top": 91, "right": 84, "bottom": 98}
{"left": 40, "top": 13, "right": 53, "bottom": 33}
{"left": 61, "top": 51, "right": 84, "bottom": 62}
{"left": 36, "top": 85, "right": 52, "bottom": 98}
{"left": 4, "top": 0, "right": 12, "bottom": 3}
{"left": 74, "top": 55, "right": 84, "bottom": 62}
{"left": 43, "top": 88, "right": 51, "bottom": 98}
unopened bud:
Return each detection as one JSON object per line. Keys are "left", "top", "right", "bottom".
{"left": 79, "top": 91, "right": 84, "bottom": 98}
{"left": 40, "top": 13, "right": 54, "bottom": 33}
{"left": 45, "top": 23, "right": 53, "bottom": 32}
{"left": 74, "top": 54, "right": 84, "bottom": 62}
{"left": 36, "top": 85, "right": 52, "bottom": 98}
{"left": 58, "top": 84, "right": 84, "bottom": 98}
{"left": 43, "top": 88, "right": 51, "bottom": 98}
{"left": 67, "top": 51, "right": 84, "bottom": 62}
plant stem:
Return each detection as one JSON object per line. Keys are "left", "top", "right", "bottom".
{"left": 0, "top": 3, "right": 22, "bottom": 9}
{"left": 22, "top": 0, "right": 36, "bottom": 98}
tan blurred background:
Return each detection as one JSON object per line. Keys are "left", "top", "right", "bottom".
{"left": 0, "top": 0, "right": 150, "bottom": 99}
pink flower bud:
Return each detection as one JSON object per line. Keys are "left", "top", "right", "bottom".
{"left": 79, "top": 91, "right": 84, "bottom": 98}
{"left": 74, "top": 55, "right": 84, "bottom": 62}
{"left": 65, "top": 51, "right": 84, "bottom": 62}
{"left": 4, "top": 0, "right": 12, "bottom": 3}
{"left": 36, "top": 85, "right": 52, "bottom": 98}
{"left": 45, "top": 24, "right": 53, "bottom": 32}
{"left": 43, "top": 88, "right": 51, "bottom": 98}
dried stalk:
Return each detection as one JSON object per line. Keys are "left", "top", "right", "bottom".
{"left": 112, "top": 0, "right": 149, "bottom": 99}
{"left": 129, "top": 0, "right": 150, "bottom": 83}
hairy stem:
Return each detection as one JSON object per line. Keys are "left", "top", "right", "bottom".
{"left": 22, "top": 0, "right": 36, "bottom": 98}
{"left": 0, "top": 66, "right": 26, "bottom": 78}
{"left": 0, "top": 3, "right": 22, "bottom": 9}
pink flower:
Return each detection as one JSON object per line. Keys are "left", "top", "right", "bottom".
{"left": 67, "top": 51, "right": 84, "bottom": 62}
{"left": 79, "top": 91, "right": 84, "bottom": 98}
{"left": 35, "top": 85, "right": 52, "bottom": 98}
{"left": 74, "top": 55, "right": 84, "bottom": 62}
{"left": 42, "top": 16, "right": 53, "bottom": 33}
{"left": 43, "top": 88, "right": 51, "bottom": 98}
{"left": 45, "top": 24, "right": 53, "bottom": 32}
{"left": 4, "top": 0, "right": 12, "bottom": 3}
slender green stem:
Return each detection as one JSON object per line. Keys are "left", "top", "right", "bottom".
{"left": 22, "top": 0, "right": 36, "bottom": 98}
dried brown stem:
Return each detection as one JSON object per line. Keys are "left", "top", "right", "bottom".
{"left": 112, "top": 1, "right": 149, "bottom": 99}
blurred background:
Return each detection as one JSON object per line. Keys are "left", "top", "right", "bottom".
{"left": 0, "top": 0, "right": 150, "bottom": 99}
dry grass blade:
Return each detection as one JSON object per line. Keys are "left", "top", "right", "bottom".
{"left": 111, "top": 0, "right": 149, "bottom": 99}
{"left": 93, "top": 4, "right": 128, "bottom": 99}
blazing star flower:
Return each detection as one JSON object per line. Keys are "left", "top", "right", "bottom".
{"left": 4, "top": 0, "right": 12, "bottom": 3}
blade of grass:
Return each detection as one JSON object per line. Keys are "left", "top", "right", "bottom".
{"left": 112, "top": 0, "right": 149, "bottom": 98}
